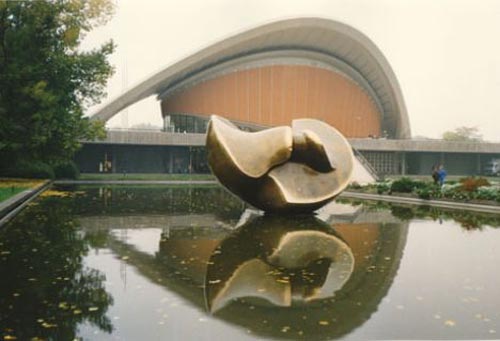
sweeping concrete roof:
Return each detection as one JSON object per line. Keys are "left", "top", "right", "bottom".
{"left": 91, "top": 17, "right": 411, "bottom": 138}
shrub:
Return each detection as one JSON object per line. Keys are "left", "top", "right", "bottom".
{"left": 53, "top": 161, "right": 80, "bottom": 179}
{"left": 349, "top": 181, "right": 362, "bottom": 190}
{"left": 414, "top": 183, "right": 441, "bottom": 200}
{"left": 390, "top": 177, "right": 426, "bottom": 193}
{"left": 375, "top": 181, "right": 391, "bottom": 194}
{"left": 474, "top": 186, "right": 500, "bottom": 202}
{"left": 416, "top": 187, "right": 432, "bottom": 199}
{"left": 459, "top": 177, "right": 491, "bottom": 192}
{"left": 4, "top": 160, "right": 55, "bottom": 179}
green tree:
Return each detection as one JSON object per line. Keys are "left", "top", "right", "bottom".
{"left": 0, "top": 0, "right": 114, "bottom": 173}
{"left": 442, "top": 126, "right": 483, "bottom": 142}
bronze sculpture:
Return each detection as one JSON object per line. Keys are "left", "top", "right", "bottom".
{"left": 206, "top": 115, "right": 353, "bottom": 213}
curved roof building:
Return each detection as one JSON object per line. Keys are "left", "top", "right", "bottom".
{"left": 92, "top": 17, "right": 410, "bottom": 139}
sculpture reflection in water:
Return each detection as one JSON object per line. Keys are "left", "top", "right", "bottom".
{"left": 205, "top": 215, "right": 354, "bottom": 313}
{"left": 152, "top": 211, "right": 409, "bottom": 340}
{"left": 206, "top": 115, "right": 354, "bottom": 213}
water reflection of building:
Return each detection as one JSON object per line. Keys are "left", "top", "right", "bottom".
{"left": 81, "top": 205, "right": 408, "bottom": 340}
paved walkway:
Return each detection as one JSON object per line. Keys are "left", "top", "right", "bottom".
{"left": 340, "top": 191, "right": 500, "bottom": 214}
{"left": 0, "top": 180, "right": 51, "bottom": 227}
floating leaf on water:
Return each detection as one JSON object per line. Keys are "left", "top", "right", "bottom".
{"left": 4, "top": 335, "right": 17, "bottom": 340}
{"left": 13, "top": 293, "right": 20, "bottom": 297}
{"left": 41, "top": 322, "right": 57, "bottom": 328}
{"left": 318, "top": 321, "right": 329, "bottom": 326}
{"left": 208, "top": 279, "right": 221, "bottom": 284}
{"left": 88, "top": 307, "right": 99, "bottom": 312}
{"left": 121, "top": 256, "right": 129, "bottom": 260}
{"left": 444, "top": 320, "right": 456, "bottom": 327}
{"left": 58, "top": 302, "right": 69, "bottom": 309}
{"left": 281, "top": 326, "right": 291, "bottom": 333}
{"left": 73, "top": 309, "right": 82, "bottom": 315}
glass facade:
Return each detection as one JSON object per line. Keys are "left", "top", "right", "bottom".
{"left": 163, "top": 114, "right": 264, "bottom": 134}
{"left": 164, "top": 114, "right": 209, "bottom": 133}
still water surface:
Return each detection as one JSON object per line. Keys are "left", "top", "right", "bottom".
{"left": 1, "top": 185, "right": 500, "bottom": 340}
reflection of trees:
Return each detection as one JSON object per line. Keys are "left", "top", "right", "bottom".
{"left": 389, "top": 204, "right": 500, "bottom": 230}
{"left": 62, "top": 185, "right": 244, "bottom": 219}
{"left": 340, "top": 198, "right": 500, "bottom": 230}
{"left": 0, "top": 196, "right": 113, "bottom": 340}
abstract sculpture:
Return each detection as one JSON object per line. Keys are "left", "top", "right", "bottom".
{"left": 206, "top": 115, "right": 353, "bottom": 213}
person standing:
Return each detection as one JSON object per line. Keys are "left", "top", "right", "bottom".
{"left": 437, "top": 165, "right": 447, "bottom": 187}
{"left": 431, "top": 164, "right": 439, "bottom": 185}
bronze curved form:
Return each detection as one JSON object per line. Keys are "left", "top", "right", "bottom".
{"left": 206, "top": 115, "right": 354, "bottom": 212}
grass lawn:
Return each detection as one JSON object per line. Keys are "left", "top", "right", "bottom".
{"left": 0, "top": 187, "right": 28, "bottom": 202}
{"left": 79, "top": 173, "right": 216, "bottom": 181}
{"left": 0, "top": 179, "right": 45, "bottom": 202}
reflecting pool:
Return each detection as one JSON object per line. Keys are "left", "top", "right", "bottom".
{"left": 1, "top": 185, "right": 499, "bottom": 340}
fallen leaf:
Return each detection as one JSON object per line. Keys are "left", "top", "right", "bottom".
{"left": 444, "top": 320, "right": 456, "bottom": 327}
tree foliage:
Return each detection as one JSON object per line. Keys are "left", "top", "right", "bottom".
{"left": 0, "top": 0, "right": 114, "bottom": 171}
{"left": 442, "top": 126, "right": 483, "bottom": 142}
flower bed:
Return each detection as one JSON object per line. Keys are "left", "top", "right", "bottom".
{"left": 348, "top": 177, "right": 500, "bottom": 205}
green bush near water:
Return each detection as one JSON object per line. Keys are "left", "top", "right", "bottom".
{"left": 390, "top": 177, "right": 427, "bottom": 193}
{"left": 53, "top": 161, "right": 80, "bottom": 179}
{"left": 3, "top": 161, "right": 55, "bottom": 179}
{"left": 353, "top": 176, "right": 500, "bottom": 203}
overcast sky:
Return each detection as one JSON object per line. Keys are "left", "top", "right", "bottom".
{"left": 82, "top": 0, "right": 500, "bottom": 141}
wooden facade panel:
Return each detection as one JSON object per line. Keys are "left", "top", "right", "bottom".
{"left": 260, "top": 67, "right": 272, "bottom": 126}
{"left": 236, "top": 70, "right": 249, "bottom": 122}
{"left": 162, "top": 64, "right": 381, "bottom": 138}
{"left": 247, "top": 69, "right": 260, "bottom": 124}
{"left": 272, "top": 65, "right": 285, "bottom": 125}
